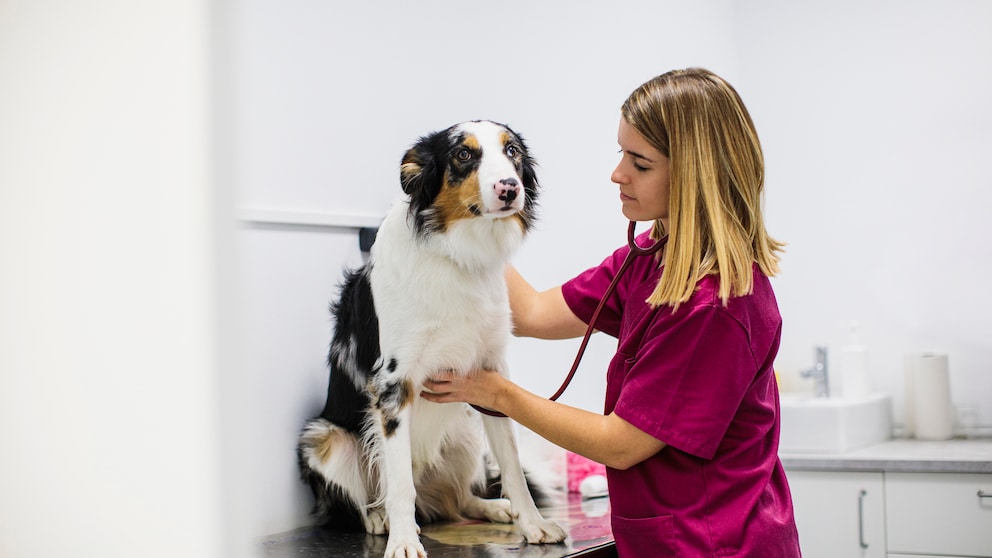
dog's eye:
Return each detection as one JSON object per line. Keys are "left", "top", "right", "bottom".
{"left": 456, "top": 148, "right": 472, "bottom": 162}
{"left": 505, "top": 145, "right": 519, "bottom": 158}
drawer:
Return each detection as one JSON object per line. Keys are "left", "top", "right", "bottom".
{"left": 885, "top": 472, "right": 992, "bottom": 557}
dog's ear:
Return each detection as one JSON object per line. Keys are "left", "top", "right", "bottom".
{"left": 400, "top": 152, "right": 434, "bottom": 197}
{"left": 508, "top": 127, "right": 540, "bottom": 231}
{"left": 400, "top": 132, "right": 445, "bottom": 213}
{"left": 519, "top": 144, "right": 540, "bottom": 201}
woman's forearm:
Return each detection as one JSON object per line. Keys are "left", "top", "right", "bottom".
{"left": 485, "top": 375, "right": 666, "bottom": 470}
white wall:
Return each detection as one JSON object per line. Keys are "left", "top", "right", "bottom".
{"left": 0, "top": 2, "right": 240, "bottom": 557}
{"left": 734, "top": 0, "right": 992, "bottom": 430}
{"left": 229, "top": 0, "right": 992, "bottom": 540}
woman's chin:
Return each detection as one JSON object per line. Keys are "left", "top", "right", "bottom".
{"left": 620, "top": 206, "right": 651, "bottom": 222}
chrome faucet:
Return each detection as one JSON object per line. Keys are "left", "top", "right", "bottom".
{"left": 800, "top": 346, "right": 829, "bottom": 398}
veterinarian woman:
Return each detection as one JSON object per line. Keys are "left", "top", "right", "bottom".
{"left": 421, "top": 67, "right": 802, "bottom": 557}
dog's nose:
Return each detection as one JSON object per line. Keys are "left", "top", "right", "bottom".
{"left": 496, "top": 178, "right": 520, "bottom": 204}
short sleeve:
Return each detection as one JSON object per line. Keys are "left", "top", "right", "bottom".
{"left": 561, "top": 232, "right": 658, "bottom": 339}
{"left": 560, "top": 248, "right": 627, "bottom": 338}
{"left": 612, "top": 303, "right": 757, "bottom": 460}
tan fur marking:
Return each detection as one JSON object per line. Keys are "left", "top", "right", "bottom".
{"left": 398, "top": 378, "right": 414, "bottom": 408}
{"left": 507, "top": 212, "right": 527, "bottom": 228}
{"left": 431, "top": 132, "right": 489, "bottom": 228}
{"left": 400, "top": 161, "right": 421, "bottom": 180}
{"left": 305, "top": 424, "right": 351, "bottom": 465}
{"left": 379, "top": 378, "right": 415, "bottom": 438}
{"left": 417, "top": 474, "right": 463, "bottom": 521}
{"left": 435, "top": 173, "right": 482, "bottom": 227}
{"left": 370, "top": 376, "right": 413, "bottom": 408}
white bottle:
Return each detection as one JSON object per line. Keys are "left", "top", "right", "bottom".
{"left": 840, "top": 321, "right": 870, "bottom": 399}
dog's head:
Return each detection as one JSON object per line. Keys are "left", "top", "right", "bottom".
{"left": 399, "top": 120, "right": 539, "bottom": 237}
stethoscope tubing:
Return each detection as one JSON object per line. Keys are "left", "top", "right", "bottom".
{"left": 473, "top": 222, "right": 668, "bottom": 417}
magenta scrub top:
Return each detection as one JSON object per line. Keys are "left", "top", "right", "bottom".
{"left": 561, "top": 232, "right": 801, "bottom": 558}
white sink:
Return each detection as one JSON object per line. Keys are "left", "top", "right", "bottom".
{"left": 779, "top": 393, "right": 892, "bottom": 454}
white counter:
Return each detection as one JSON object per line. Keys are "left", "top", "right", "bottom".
{"left": 781, "top": 438, "right": 992, "bottom": 473}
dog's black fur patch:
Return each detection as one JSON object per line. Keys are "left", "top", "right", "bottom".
{"left": 320, "top": 266, "right": 378, "bottom": 433}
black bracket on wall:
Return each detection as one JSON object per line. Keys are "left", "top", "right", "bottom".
{"left": 358, "top": 227, "right": 378, "bottom": 254}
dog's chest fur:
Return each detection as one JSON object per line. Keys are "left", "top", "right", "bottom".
{"left": 369, "top": 205, "right": 520, "bottom": 470}
{"left": 370, "top": 202, "right": 520, "bottom": 387}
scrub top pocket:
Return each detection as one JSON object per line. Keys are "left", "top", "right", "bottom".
{"left": 612, "top": 513, "right": 677, "bottom": 557}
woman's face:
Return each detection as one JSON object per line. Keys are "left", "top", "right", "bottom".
{"left": 611, "top": 118, "right": 671, "bottom": 228}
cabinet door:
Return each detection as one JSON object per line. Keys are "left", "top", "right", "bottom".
{"left": 885, "top": 472, "right": 992, "bottom": 557}
{"left": 788, "top": 470, "right": 886, "bottom": 558}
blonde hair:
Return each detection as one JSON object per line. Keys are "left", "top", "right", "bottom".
{"left": 621, "top": 68, "right": 784, "bottom": 309}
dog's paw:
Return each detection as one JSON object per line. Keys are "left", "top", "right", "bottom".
{"left": 518, "top": 518, "right": 568, "bottom": 544}
{"left": 363, "top": 508, "right": 389, "bottom": 535}
{"left": 464, "top": 497, "right": 514, "bottom": 524}
{"left": 384, "top": 531, "right": 426, "bottom": 558}
{"left": 483, "top": 498, "right": 514, "bottom": 524}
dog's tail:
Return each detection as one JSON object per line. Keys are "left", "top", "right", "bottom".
{"left": 296, "top": 417, "right": 366, "bottom": 529}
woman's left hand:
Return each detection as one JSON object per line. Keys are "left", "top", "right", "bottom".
{"left": 421, "top": 368, "right": 506, "bottom": 411}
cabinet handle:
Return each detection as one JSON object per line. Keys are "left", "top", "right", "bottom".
{"left": 857, "top": 489, "right": 869, "bottom": 549}
{"left": 979, "top": 490, "right": 992, "bottom": 499}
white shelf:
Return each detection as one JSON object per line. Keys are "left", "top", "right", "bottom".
{"left": 238, "top": 208, "right": 382, "bottom": 230}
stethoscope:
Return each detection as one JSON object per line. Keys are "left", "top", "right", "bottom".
{"left": 473, "top": 221, "right": 669, "bottom": 417}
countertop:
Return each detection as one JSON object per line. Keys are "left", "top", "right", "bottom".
{"left": 262, "top": 440, "right": 990, "bottom": 556}
{"left": 262, "top": 493, "right": 615, "bottom": 558}
{"left": 781, "top": 438, "right": 992, "bottom": 474}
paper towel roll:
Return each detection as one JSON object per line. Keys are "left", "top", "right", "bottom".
{"left": 906, "top": 353, "right": 953, "bottom": 440}
{"left": 903, "top": 355, "right": 916, "bottom": 436}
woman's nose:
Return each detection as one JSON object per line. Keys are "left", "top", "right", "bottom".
{"left": 611, "top": 165, "right": 626, "bottom": 185}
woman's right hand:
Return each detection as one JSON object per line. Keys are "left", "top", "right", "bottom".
{"left": 420, "top": 368, "right": 508, "bottom": 412}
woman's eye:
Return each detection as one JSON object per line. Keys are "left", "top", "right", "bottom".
{"left": 505, "top": 145, "right": 519, "bottom": 157}
{"left": 456, "top": 148, "right": 472, "bottom": 162}
{"left": 634, "top": 163, "right": 648, "bottom": 172}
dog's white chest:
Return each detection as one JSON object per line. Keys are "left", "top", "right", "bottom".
{"left": 369, "top": 205, "right": 513, "bottom": 379}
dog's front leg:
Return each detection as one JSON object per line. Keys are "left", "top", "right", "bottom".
{"left": 481, "top": 415, "right": 568, "bottom": 545}
{"left": 371, "top": 374, "right": 426, "bottom": 558}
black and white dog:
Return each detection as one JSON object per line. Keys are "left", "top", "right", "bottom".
{"left": 297, "top": 121, "right": 566, "bottom": 558}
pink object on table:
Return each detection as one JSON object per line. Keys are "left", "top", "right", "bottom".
{"left": 566, "top": 451, "right": 607, "bottom": 496}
